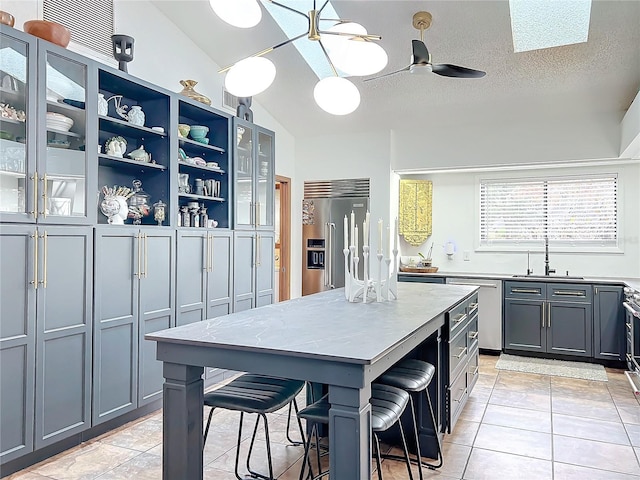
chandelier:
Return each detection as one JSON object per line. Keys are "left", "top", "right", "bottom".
{"left": 209, "top": 0, "right": 388, "bottom": 115}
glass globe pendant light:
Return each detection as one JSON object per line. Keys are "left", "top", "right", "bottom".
{"left": 324, "top": 23, "right": 388, "bottom": 77}
{"left": 209, "top": 0, "right": 262, "bottom": 28}
{"left": 314, "top": 77, "right": 360, "bottom": 116}
{"left": 224, "top": 57, "right": 276, "bottom": 97}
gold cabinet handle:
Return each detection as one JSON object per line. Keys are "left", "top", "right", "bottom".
{"left": 40, "top": 173, "right": 47, "bottom": 217}
{"left": 469, "top": 331, "right": 479, "bottom": 340}
{"left": 455, "top": 347, "right": 467, "bottom": 359}
{"left": 144, "top": 233, "right": 148, "bottom": 278}
{"left": 30, "top": 230, "right": 38, "bottom": 289}
{"left": 40, "top": 231, "right": 47, "bottom": 288}
{"left": 512, "top": 288, "right": 541, "bottom": 294}
{"left": 470, "top": 365, "right": 479, "bottom": 376}
{"left": 454, "top": 313, "right": 467, "bottom": 324}
{"left": 553, "top": 290, "right": 585, "bottom": 297}
{"left": 469, "top": 302, "right": 479, "bottom": 313}
{"left": 256, "top": 202, "right": 261, "bottom": 226}
{"left": 135, "top": 232, "right": 141, "bottom": 279}
{"left": 29, "top": 171, "right": 38, "bottom": 218}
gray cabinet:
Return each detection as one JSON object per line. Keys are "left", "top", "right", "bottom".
{"left": 0, "top": 224, "right": 92, "bottom": 461}
{"left": 233, "top": 231, "right": 274, "bottom": 312}
{"left": 398, "top": 275, "right": 445, "bottom": 284}
{"left": 176, "top": 229, "right": 233, "bottom": 326}
{"left": 233, "top": 119, "right": 275, "bottom": 231}
{"left": 93, "top": 227, "right": 174, "bottom": 425}
{"left": 593, "top": 285, "right": 625, "bottom": 360}
{"left": 504, "top": 281, "right": 592, "bottom": 357}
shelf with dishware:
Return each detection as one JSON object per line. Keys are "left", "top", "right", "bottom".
{"left": 179, "top": 193, "right": 225, "bottom": 203}
{"left": 98, "top": 153, "right": 167, "bottom": 171}
{"left": 177, "top": 161, "right": 225, "bottom": 175}
{"left": 98, "top": 115, "right": 167, "bottom": 137}
{"left": 0, "top": 86, "right": 25, "bottom": 107}
{"left": 178, "top": 136, "right": 225, "bottom": 153}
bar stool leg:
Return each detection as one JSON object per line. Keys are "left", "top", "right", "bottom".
{"left": 407, "top": 395, "right": 424, "bottom": 480}
{"left": 424, "top": 388, "right": 443, "bottom": 469}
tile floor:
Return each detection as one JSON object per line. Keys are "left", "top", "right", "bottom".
{"left": 6, "top": 354, "right": 640, "bottom": 479}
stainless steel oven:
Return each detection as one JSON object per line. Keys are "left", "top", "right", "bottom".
{"left": 624, "top": 287, "right": 640, "bottom": 394}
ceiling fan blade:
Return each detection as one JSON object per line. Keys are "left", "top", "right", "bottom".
{"left": 363, "top": 66, "right": 410, "bottom": 82}
{"left": 431, "top": 63, "right": 486, "bottom": 78}
{"left": 411, "top": 39, "right": 430, "bottom": 65}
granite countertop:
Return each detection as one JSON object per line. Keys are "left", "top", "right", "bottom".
{"left": 147, "top": 282, "right": 478, "bottom": 364}
{"left": 398, "top": 271, "right": 640, "bottom": 291}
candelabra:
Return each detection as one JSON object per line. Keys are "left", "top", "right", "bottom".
{"left": 343, "top": 216, "right": 399, "bottom": 303}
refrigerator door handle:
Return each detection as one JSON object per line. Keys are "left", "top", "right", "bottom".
{"left": 323, "top": 223, "right": 329, "bottom": 287}
{"left": 328, "top": 222, "right": 336, "bottom": 288}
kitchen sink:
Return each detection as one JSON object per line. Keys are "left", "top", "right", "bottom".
{"left": 512, "top": 275, "right": 584, "bottom": 280}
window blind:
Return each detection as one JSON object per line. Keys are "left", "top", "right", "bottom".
{"left": 480, "top": 175, "right": 617, "bottom": 247}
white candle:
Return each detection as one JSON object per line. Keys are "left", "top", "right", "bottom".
{"left": 386, "top": 226, "right": 390, "bottom": 258}
{"left": 350, "top": 211, "right": 355, "bottom": 247}
{"left": 344, "top": 215, "right": 348, "bottom": 250}
{"left": 365, "top": 211, "right": 370, "bottom": 246}
{"left": 354, "top": 225, "right": 359, "bottom": 254}
{"left": 378, "top": 219, "right": 383, "bottom": 254}
{"left": 394, "top": 217, "right": 398, "bottom": 251}
{"left": 363, "top": 220, "right": 368, "bottom": 247}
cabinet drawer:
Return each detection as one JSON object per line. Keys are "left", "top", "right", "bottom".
{"left": 467, "top": 345, "right": 479, "bottom": 392}
{"left": 504, "top": 281, "right": 545, "bottom": 299}
{"left": 468, "top": 315, "right": 479, "bottom": 351}
{"left": 468, "top": 292, "right": 479, "bottom": 317}
{"left": 449, "top": 300, "right": 469, "bottom": 337}
{"left": 448, "top": 368, "right": 468, "bottom": 433}
{"left": 449, "top": 328, "right": 468, "bottom": 379}
{"left": 547, "top": 283, "right": 592, "bottom": 302}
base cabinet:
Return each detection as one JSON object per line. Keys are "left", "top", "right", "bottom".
{"left": 0, "top": 225, "right": 92, "bottom": 462}
{"left": 593, "top": 285, "right": 625, "bottom": 360}
{"left": 233, "top": 231, "right": 274, "bottom": 312}
{"left": 504, "top": 281, "right": 592, "bottom": 357}
{"left": 93, "top": 227, "right": 174, "bottom": 425}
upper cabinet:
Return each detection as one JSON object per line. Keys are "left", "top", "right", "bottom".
{"left": 175, "top": 98, "right": 231, "bottom": 229}
{"left": 97, "top": 67, "right": 171, "bottom": 227}
{"left": 233, "top": 118, "right": 274, "bottom": 230}
{"left": 1, "top": 26, "right": 95, "bottom": 224}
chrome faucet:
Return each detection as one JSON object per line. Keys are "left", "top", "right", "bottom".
{"left": 526, "top": 250, "right": 533, "bottom": 275}
{"left": 544, "top": 236, "right": 555, "bottom": 276}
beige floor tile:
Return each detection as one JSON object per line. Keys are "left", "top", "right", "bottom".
{"left": 468, "top": 386, "right": 492, "bottom": 403}
{"left": 432, "top": 442, "right": 472, "bottom": 479}
{"left": 473, "top": 424, "right": 552, "bottom": 460}
{"left": 493, "top": 371, "right": 550, "bottom": 394}
{"left": 553, "top": 461, "right": 640, "bottom": 480}
{"left": 463, "top": 448, "right": 552, "bottom": 480}
{"left": 443, "top": 419, "right": 480, "bottom": 446}
{"left": 31, "top": 443, "right": 142, "bottom": 480}
{"left": 488, "top": 388, "right": 551, "bottom": 412}
{"left": 482, "top": 403, "right": 551, "bottom": 433}
{"left": 552, "top": 413, "right": 629, "bottom": 445}
{"left": 551, "top": 395, "right": 621, "bottom": 422}
{"left": 98, "top": 417, "right": 163, "bottom": 453}
{"left": 553, "top": 435, "right": 640, "bottom": 476}
{"left": 4, "top": 473, "right": 56, "bottom": 480}
{"left": 625, "top": 423, "right": 640, "bottom": 447}
{"left": 474, "top": 374, "right": 496, "bottom": 389}
{"left": 618, "top": 405, "right": 640, "bottom": 425}
{"left": 458, "top": 399, "right": 487, "bottom": 423}
{"left": 202, "top": 465, "right": 239, "bottom": 479}
{"left": 93, "top": 452, "right": 161, "bottom": 479}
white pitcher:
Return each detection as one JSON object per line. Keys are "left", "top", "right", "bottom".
{"left": 127, "top": 105, "right": 145, "bottom": 126}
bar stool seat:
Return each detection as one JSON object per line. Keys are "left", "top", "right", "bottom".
{"left": 297, "top": 384, "right": 414, "bottom": 480}
{"left": 377, "top": 359, "right": 442, "bottom": 480}
{"left": 203, "top": 374, "right": 306, "bottom": 480}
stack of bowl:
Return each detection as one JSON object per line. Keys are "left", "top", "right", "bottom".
{"left": 189, "top": 125, "right": 209, "bottom": 144}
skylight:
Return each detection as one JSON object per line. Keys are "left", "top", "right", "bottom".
{"left": 509, "top": 0, "right": 592, "bottom": 53}
{"left": 262, "top": 0, "right": 339, "bottom": 79}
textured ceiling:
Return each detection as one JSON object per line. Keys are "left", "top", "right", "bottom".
{"left": 152, "top": 1, "right": 640, "bottom": 138}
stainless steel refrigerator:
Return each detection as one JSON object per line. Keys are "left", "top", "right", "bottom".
{"left": 302, "top": 179, "right": 370, "bottom": 296}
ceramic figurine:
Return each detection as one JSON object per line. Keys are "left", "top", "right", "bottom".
{"left": 237, "top": 96, "right": 253, "bottom": 122}
{"left": 127, "top": 105, "right": 145, "bottom": 126}
{"left": 105, "top": 136, "right": 127, "bottom": 158}
{"left": 127, "top": 145, "right": 150, "bottom": 163}
{"left": 111, "top": 34, "right": 135, "bottom": 73}
{"left": 98, "top": 93, "right": 108, "bottom": 116}
{"left": 178, "top": 80, "right": 211, "bottom": 106}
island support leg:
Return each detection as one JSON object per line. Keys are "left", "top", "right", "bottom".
{"left": 328, "top": 385, "right": 372, "bottom": 480}
{"left": 162, "top": 362, "right": 204, "bottom": 480}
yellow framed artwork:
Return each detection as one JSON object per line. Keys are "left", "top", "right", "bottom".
{"left": 398, "top": 179, "right": 433, "bottom": 246}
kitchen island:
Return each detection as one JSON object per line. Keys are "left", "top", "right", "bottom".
{"left": 147, "top": 282, "right": 479, "bottom": 480}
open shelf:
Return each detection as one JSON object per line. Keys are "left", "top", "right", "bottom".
{"left": 179, "top": 193, "right": 225, "bottom": 203}
{"left": 179, "top": 137, "right": 225, "bottom": 154}
{"left": 177, "top": 161, "right": 225, "bottom": 175}
{"left": 46, "top": 127, "right": 82, "bottom": 138}
{"left": 99, "top": 115, "right": 167, "bottom": 137}
{"left": 0, "top": 117, "right": 25, "bottom": 127}
{"left": 98, "top": 154, "right": 166, "bottom": 171}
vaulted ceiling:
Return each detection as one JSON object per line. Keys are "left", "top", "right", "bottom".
{"left": 152, "top": 1, "right": 640, "bottom": 138}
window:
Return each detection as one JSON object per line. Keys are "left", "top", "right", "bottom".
{"left": 480, "top": 175, "right": 617, "bottom": 248}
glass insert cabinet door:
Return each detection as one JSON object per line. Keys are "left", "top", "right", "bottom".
{"left": 256, "top": 128, "right": 274, "bottom": 229}
{"left": 234, "top": 121, "right": 254, "bottom": 228}
{"left": 39, "top": 47, "right": 90, "bottom": 223}
{"left": 0, "top": 28, "right": 34, "bottom": 221}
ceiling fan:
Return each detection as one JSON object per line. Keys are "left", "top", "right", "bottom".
{"left": 365, "top": 11, "right": 486, "bottom": 81}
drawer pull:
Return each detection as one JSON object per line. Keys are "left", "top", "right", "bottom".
{"left": 553, "top": 290, "right": 585, "bottom": 296}
{"left": 470, "top": 366, "right": 479, "bottom": 376}
{"left": 455, "top": 347, "right": 467, "bottom": 359}
{"left": 453, "top": 387, "right": 466, "bottom": 404}
{"left": 468, "top": 302, "right": 479, "bottom": 313}
{"left": 627, "top": 322, "right": 633, "bottom": 331}
{"left": 512, "top": 288, "right": 540, "bottom": 294}
{"left": 469, "top": 331, "right": 479, "bottom": 340}
{"left": 454, "top": 313, "right": 467, "bottom": 324}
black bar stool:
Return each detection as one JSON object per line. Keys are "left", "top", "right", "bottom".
{"left": 297, "top": 384, "right": 415, "bottom": 480}
{"left": 203, "top": 374, "right": 306, "bottom": 480}
{"left": 377, "top": 359, "right": 442, "bottom": 480}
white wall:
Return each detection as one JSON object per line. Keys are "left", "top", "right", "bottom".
{"left": 400, "top": 162, "right": 640, "bottom": 278}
